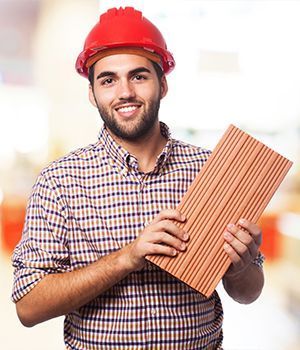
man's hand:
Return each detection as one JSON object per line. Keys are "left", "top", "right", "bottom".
{"left": 222, "top": 218, "right": 264, "bottom": 303}
{"left": 223, "top": 218, "right": 262, "bottom": 277}
{"left": 123, "top": 209, "right": 189, "bottom": 272}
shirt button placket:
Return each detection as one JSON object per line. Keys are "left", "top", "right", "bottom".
{"left": 137, "top": 175, "right": 147, "bottom": 216}
{"left": 137, "top": 175, "right": 148, "bottom": 347}
{"left": 138, "top": 182, "right": 144, "bottom": 203}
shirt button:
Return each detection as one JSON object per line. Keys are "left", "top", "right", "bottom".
{"left": 148, "top": 264, "right": 153, "bottom": 271}
{"left": 151, "top": 308, "right": 157, "bottom": 316}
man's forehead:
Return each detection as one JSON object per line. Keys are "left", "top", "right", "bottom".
{"left": 93, "top": 53, "right": 154, "bottom": 74}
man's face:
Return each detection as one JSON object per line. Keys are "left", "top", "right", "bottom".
{"left": 89, "top": 54, "right": 168, "bottom": 141}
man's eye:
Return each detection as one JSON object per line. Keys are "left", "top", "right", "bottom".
{"left": 102, "top": 78, "right": 114, "bottom": 85}
{"left": 133, "top": 74, "right": 146, "bottom": 81}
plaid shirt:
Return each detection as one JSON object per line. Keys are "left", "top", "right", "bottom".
{"left": 12, "top": 123, "right": 226, "bottom": 349}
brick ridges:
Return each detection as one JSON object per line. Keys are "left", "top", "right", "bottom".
{"left": 147, "top": 124, "right": 293, "bottom": 297}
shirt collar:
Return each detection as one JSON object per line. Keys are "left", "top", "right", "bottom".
{"left": 98, "top": 125, "right": 130, "bottom": 174}
{"left": 153, "top": 122, "right": 173, "bottom": 173}
{"left": 98, "top": 122, "right": 173, "bottom": 175}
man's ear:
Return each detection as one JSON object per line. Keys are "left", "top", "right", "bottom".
{"left": 88, "top": 85, "right": 97, "bottom": 107}
{"left": 160, "top": 75, "right": 168, "bottom": 99}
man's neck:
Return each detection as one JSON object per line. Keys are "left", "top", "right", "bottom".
{"left": 108, "top": 123, "right": 167, "bottom": 173}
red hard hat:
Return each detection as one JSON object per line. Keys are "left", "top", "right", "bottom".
{"left": 75, "top": 7, "right": 175, "bottom": 78}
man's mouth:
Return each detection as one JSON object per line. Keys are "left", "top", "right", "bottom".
{"left": 115, "top": 103, "right": 142, "bottom": 117}
{"left": 117, "top": 105, "right": 139, "bottom": 113}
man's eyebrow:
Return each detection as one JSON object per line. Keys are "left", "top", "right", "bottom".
{"left": 96, "top": 71, "right": 116, "bottom": 80}
{"left": 129, "top": 67, "right": 151, "bottom": 75}
{"left": 96, "top": 67, "right": 152, "bottom": 80}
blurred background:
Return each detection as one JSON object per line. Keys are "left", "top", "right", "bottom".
{"left": 0, "top": 0, "right": 299, "bottom": 349}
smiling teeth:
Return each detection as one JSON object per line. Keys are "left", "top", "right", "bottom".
{"left": 118, "top": 106, "right": 138, "bottom": 113}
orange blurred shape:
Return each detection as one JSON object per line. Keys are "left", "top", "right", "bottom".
{"left": 0, "top": 198, "right": 26, "bottom": 254}
{"left": 258, "top": 213, "right": 281, "bottom": 261}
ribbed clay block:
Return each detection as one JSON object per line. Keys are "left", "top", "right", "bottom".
{"left": 147, "top": 124, "right": 293, "bottom": 297}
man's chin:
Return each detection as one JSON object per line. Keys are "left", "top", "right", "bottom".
{"left": 110, "top": 124, "right": 154, "bottom": 141}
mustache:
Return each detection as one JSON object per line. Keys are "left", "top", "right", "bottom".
{"left": 113, "top": 99, "right": 142, "bottom": 109}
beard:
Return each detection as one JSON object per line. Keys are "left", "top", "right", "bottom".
{"left": 93, "top": 95, "right": 161, "bottom": 141}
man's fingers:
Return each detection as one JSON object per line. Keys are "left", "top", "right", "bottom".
{"left": 225, "top": 224, "right": 258, "bottom": 258}
{"left": 224, "top": 243, "right": 243, "bottom": 267}
{"left": 156, "top": 220, "right": 188, "bottom": 241}
{"left": 224, "top": 231, "right": 252, "bottom": 261}
{"left": 238, "top": 218, "right": 262, "bottom": 246}
{"left": 152, "top": 209, "right": 186, "bottom": 225}
{"left": 145, "top": 246, "right": 179, "bottom": 259}
{"left": 149, "top": 231, "right": 187, "bottom": 252}
{"left": 130, "top": 209, "right": 189, "bottom": 266}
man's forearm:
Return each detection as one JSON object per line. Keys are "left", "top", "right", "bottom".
{"left": 222, "top": 263, "right": 264, "bottom": 304}
{"left": 16, "top": 248, "right": 132, "bottom": 327}
{"left": 15, "top": 209, "right": 188, "bottom": 327}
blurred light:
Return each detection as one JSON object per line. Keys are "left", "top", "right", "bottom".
{"left": 0, "top": 86, "right": 48, "bottom": 160}
{"left": 279, "top": 212, "right": 300, "bottom": 239}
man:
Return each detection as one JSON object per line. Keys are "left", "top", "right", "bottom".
{"left": 12, "top": 7, "right": 264, "bottom": 349}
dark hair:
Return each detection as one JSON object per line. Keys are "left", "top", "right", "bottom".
{"left": 88, "top": 64, "right": 95, "bottom": 86}
{"left": 88, "top": 60, "right": 164, "bottom": 87}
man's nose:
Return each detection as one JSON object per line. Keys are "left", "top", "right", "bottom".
{"left": 117, "top": 79, "right": 136, "bottom": 100}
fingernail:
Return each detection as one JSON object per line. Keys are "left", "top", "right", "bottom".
{"left": 224, "top": 232, "right": 232, "bottom": 240}
{"left": 181, "top": 214, "right": 186, "bottom": 221}
{"left": 180, "top": 243, "right": 186, "bottom": 250}
{"left": 239, "top": 218, "right": 246, "bottom": 225}
{"left": 227, "top": 223, "right": 235, "bottom": 230}
{"left": 172, "top": 249, "right": 178, "bottom": 256}
{"left": 183, "top": 233, "right": 189, "bottom": 241}
{"left": 224, "top": 243, "right": 230, "bottom": 252}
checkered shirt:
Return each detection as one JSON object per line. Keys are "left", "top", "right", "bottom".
{"left": 12, "top": 122, "right": 243, "bottom": 349}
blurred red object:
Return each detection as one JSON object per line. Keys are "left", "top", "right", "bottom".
{"left": 258, "top": 213, "right": 281, "bottom": 261}
{"left": 0, "top": 197, "right": 26, "bottom": 254}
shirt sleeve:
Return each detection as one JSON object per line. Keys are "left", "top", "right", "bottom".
{"left": 11, "top": 172, "right": 71, "bottom": 302}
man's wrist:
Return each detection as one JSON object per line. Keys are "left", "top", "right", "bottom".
{"left": 116, "top": 245, "right": 139, "bottom": 274}
{"left": 224, "top": 264, "right": 249, "bottom": 281}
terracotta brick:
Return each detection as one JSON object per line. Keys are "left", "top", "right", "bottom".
{"left": 147, "top": 125, "right": 293, "bottom": 297}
